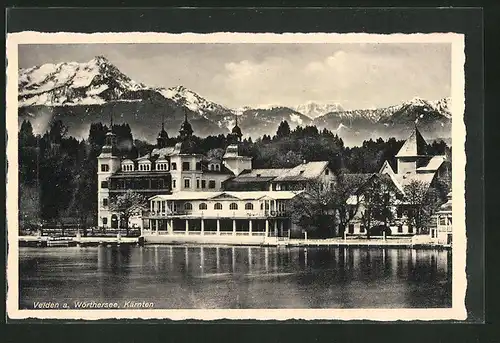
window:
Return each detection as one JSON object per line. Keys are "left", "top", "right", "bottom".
{"left": 325, "top": 169, "right": 329, "bottom": 175}
{"left": 230, "top": 203, "right": 238, "bottom": 210}
{"left": 216, "top": 164, "right": 220, "bottom": 171}
{"left": 182, "top": 162, "right": 190, "bottom": 171}
{"left": 196, "top": 179, "right": 200, "bottom": 189}
{"left": 214, "top": 203, "right": 222, "bottom": 210}
{"left": 210, "top": 165, "right": 214, "bottom": 171}
{"left": 171, "top": 162, "right": 177, "bottom": 170}
{"left": 398, "top": 225, "right": 403, "bottom": 233}
{"left": 260, "top": 203, "right": 264, "bottom": 210}
{"left": 101, "top": 164, "right": 109, "bottom": 172}
{"left": 196, "top": 162, "right": 202, "bottom": 171}
{"left": 201, "top": 180, "right": 206, "bottom": 189}
{"left": 102, "top": 198, "right": 108, "bottom": 207}
{"left": 348, "top": 224, "right": 354, "bottom": 234}
{"left": 184, "top": 203, "right": 193, "bottom": 211}
{"left": 102, "top": 217, "right": 108, "bottom": 225}
{"left": 100, "top": 181, "right": 108, "bottom": 188}
{"left": 172, "top": 179, "right": 177, "bottom": 188}
{"left": 360, "top": 225, "right": 365, "bottom": 233}
{"left": 208, "top": 180, "right": 216, "bottom": 189}
{"left": 184, "top": 178, "right": 191, "bottom": 188}
{"left": 199, "top": 203, "right": 207, "bottom": 210}
{"left": 408, "top": 226, "right": 414, "bottom": 234}
{"left": 245, "top": 203, "right": 254, "bottom": 210}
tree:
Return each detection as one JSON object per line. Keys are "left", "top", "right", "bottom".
{"left": 359, "top": 175, "right": 398, "bottom": 238}
{"left": 109, "top": 190, "right": 147, "bottom": 236}
{"left": 402, "top": 180, "right": 440, "bottom": 234}
{"left": 332, "top": 173, "right": 372, "bottom": 237}
{"left": 289, "top": 181, "right": 336, "bottom": 238}
{"left": 275, "top": 120, "right": 291, "bottom": 139}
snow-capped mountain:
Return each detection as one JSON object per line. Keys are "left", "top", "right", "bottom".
{"left": 236, "top": 106, "right": 313, "bottom": 137}
{"left": 18, "top": 56, "right": 150, "bottom": 107}
{"left": 18, "top": 56, "right": 452, "bottom": 145}
{"left": 312, "top": 96, "right": 452, "bottom": 146}
{"left": 294, "top": 102, "right": 344, "bottom": 119}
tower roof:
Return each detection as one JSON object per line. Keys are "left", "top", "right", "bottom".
{"left": 179, "top": 111, "right": 193, "bottom": 138}
{"left": 396, "top": 127, "right": 429, "bottom": 158}
{"left": 158, "top": 112, "right": 169, "bottom": 139}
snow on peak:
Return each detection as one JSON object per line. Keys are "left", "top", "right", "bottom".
{"left": 295, "top": 101, "right": 344, "bottom": 119}
{"left": 18, "top": 56, "right": 147, "bottom": 106}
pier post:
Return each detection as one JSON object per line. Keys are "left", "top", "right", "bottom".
{"left": 232, "top": 220, "right": 236, "bottom": 236}
{"left": 265, "top": 220, "right": 269, "bottom": 237}
{"left": 201, "top": 219, "right": 205, "bottom": 235}
{"left": 216, "top": 219, "right": 220, "bottom": 235}
{"left": 249, "top": 220, "right": 253, "bottom": 236}
{"left": 185, "top": 219, "right": 189, "bottom": 235}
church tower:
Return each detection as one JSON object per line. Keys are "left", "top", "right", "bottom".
{"left": 97, "top": 111, "right": 121, "bottom": 228}
{"left": 395, "top": 125, "right": 429, "bottom": 174}
{"left": 229, "top": 114, "right": 243, "bottom": 143}
{"left": 157, "top": 111, "right": 169, "bottom": 148}
{"left": 179, "top": 111, "right": 193, "bottom": 139}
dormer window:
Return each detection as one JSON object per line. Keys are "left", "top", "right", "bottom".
{"left": 138, "top": 162, "right": 151, "bottom": 171}
{"left": 156, "top": 162, "right": 168, "bottom": 171}
{"left": 122, "top": 162, "right": 134, "bottom": 172}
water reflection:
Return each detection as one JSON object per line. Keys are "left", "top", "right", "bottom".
{"left": 19, "top": 245, "right": 452, "bottom": 309}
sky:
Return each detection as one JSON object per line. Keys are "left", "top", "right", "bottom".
{"left": 18, "top": 43, "right": 451, "bottom": 110}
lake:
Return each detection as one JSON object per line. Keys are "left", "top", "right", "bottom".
{"left": 19, "top": 245, "right": 452, "bottom": 309}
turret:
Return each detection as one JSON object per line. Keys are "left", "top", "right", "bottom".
{"left": 157, "top": 112, "right": 169, "bottom": 148}
{"left": 222, "top": 144, "right": 252, "bottom": 176}
{"left": 395, "top": 125, "right": 429, "bottom": 174}
{"left": 179, "top": 111, "right": 193, "bottom": 139}
{"left": 97, "top": 111, "right": 121, "bottom": 228}
{"left": 229, "top": 114, "right": 243, "bottom": 143}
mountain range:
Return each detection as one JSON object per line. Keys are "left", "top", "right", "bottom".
{"left": 18, "top": 56, "right": 453, "bottom": 146}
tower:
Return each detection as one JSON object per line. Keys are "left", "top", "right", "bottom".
{"left": 395, "top": 125, "right": 429, "bottom": 174}
{"left": 97, "top": 111, "right": 121, "bottom": 228}
{"left": 157, "top": 111, "right": 169, "bottom": 148}
{"left": 179, "top": 111, "right": 193, "bottom": 139}
{"left": 230, "top": 114, "right": 243, "bottom": 143}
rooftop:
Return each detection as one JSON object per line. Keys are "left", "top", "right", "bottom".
{"left": 396, "top": 127, "right": 429, "bottom": 158}
{"left": 149, "top": 190, "right": 302, "bottom": 201}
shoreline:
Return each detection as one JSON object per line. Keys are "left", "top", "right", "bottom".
{"left": 18, "top": 235, "right": 452, "bottom": 249}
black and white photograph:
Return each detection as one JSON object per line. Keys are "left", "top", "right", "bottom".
{"left": 6, "top": 31, "right": 466, "bottom": 321}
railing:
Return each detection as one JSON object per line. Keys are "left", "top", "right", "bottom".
{"left": 251, "top": 232, "right": 266, "bottom": 236}
{"left": 172, "top": 231, "right": 187, "bottom": 235}
{"left": 188, "top": 231, "right": 202, "bottom": 235}
{"left": 235, "top": 232, "right": 249, "bottom": 236}
{"left": 203, "top": 231, "right": 217, "bottom": 235}
{"left": 219, "top": 232, "right": 233, "bottom": 236}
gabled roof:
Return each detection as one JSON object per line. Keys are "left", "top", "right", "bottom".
{"left": 149, "top": 191, "right": 302, "bottom": 201}
{"left": 417, "top": 155, "right": 446, "bottom": 172}
{"left": 396, "top": 127, "right": 429, "bottom": 158}
{"left": 242, "top": 168, "right": 290, "bottom": 178}
{"left": 379, "top": 160, "right": 396, "bottom": 175}
{"left": 274, "top": 161, "right": 329, "bottom": 182}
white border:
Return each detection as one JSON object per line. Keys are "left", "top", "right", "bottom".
{"left": 6, "top": 32, "right": 467, "bottom": 321}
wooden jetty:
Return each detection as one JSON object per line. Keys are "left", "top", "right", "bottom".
{"left": 19, "top": 235, "right": 142, "bottom": 248}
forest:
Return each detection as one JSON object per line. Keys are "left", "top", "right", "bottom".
{"left": 18, "top": 119, "right": 450, "bottom": 229}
